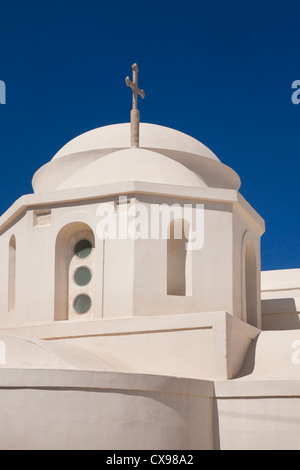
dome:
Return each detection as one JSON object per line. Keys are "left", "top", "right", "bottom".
{"left": 56, "top": 148, "right": 206, "bottom": 191}
{"left": 32, "top": 122, "right": 241, "bottom": 193}
{"left": 52, "top": 122, "right": 220, "bottom": 161}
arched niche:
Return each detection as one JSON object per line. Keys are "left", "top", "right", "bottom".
{"left": 167, "top": 219, "right": 192, "bottom": 296}
{"left": 8, "top": 235, "right": 16, "bottom": 312}
{"left": 54, "top": 222, "right": 95, "bottom": 321}
{"left": 241, "top": 233, "right": 259, "bottom": 328}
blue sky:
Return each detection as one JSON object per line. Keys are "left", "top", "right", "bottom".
{"left": 0, "top": 0, "right": 299, "bottom": 271}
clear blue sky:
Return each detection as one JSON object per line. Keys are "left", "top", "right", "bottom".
{"left": 0, "top": 0, "right": 299, "bottom": 271}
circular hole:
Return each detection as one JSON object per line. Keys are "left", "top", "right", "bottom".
{"left": 73, "top": 294, "right": 91, "bottom": 314}
{"left": 74, "top": 239, "right": 92, "bottom": 259}
{"left": 74, "top": 266, "right": 92, "bottom": 286}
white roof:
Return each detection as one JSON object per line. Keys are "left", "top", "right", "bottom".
{"left": 52, "top": 122, "right": 219, "bottom": 161}
{"left": 32, "top": 122, "right": 241, "bottom": 193}
{"left": 57, "top": 148, "right": 206, "bottom": 191}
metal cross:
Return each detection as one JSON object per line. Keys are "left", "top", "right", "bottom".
{"left": 125, "top": 63, "right": 145, "bottom": 147}
{"left": 125, "top": 63, "right": 145, "bottom": 111}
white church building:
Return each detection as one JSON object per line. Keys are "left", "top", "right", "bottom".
{"left": 0, "top": 65, "right": 299, "bottom": 450}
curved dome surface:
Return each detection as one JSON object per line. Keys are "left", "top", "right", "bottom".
{"left": 57, "top": 148, "right": 206, "bottom": 191}
{"left": 52, "top": 122, "right": 219, "bottom": 162}
{"left": 32, "top": 122, "right": 241, "bottom": 193}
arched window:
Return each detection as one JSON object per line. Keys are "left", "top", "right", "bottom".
{"left": 245, "top": 241, "right": 258, "bottom": 327}
{"left": 69, "top": 235, "right": 94, "bottom": 318}
{"left": 8, "top": 235, "right": 16, "bottom": 312}
{"left": 55, "top": 223, "right": 95, "bottom": 321}
{"left": 167, "top": 219, "right": 191, "bottom": 296}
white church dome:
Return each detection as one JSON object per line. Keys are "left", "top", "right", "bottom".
{"left": 52, "top": 122, "right": 220, "bottom": 161}
{"left": 32, "top": 122, "right": 241, "bottom": 193}
{"left": 56, "top": 148, "right": 206, "bottom": 191}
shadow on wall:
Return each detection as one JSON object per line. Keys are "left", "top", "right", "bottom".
{"left": 213, "top": 399, "right": 221, "bottom": 450}
{"left": 234, "top": 336, "right": 259, "bottom": 378}
{"left": 262, "top": 298, "right": 300, "bottom": 330}
{"left": 232, "top": 324, "right": 300, "bottom": 383}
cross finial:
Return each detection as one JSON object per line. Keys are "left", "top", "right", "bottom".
{"left": 125, "top": 63, "right": 145, "bottom": 147}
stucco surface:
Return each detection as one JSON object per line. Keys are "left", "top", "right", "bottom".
{"left": 0, "top": 118, "right": 298, "bottom": 450}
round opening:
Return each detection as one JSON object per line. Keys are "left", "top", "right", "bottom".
{"left": 73, "top": 294, "right": 91, "bottom": 314}
{"left": 74, "top": 239, "right": 92, "bottom": 259}
{"left": 74, "top": 266, "right": 92, "bottom": 286}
